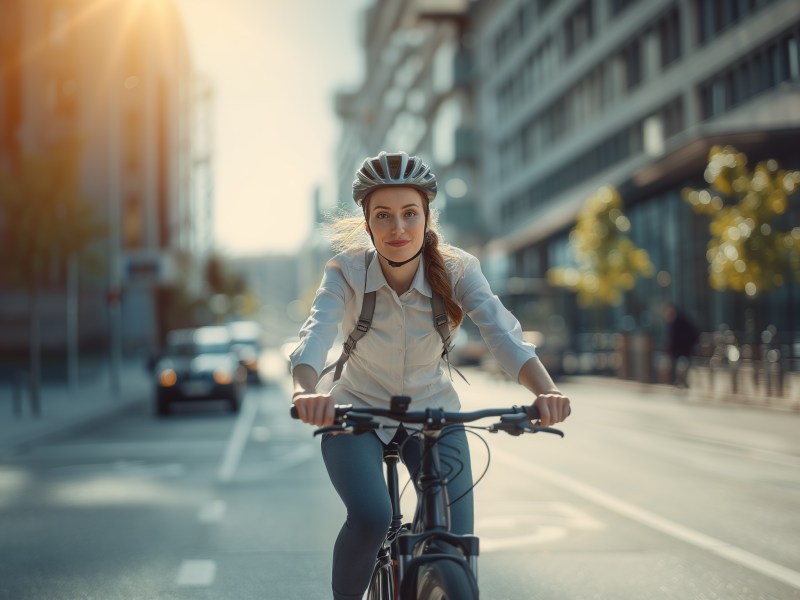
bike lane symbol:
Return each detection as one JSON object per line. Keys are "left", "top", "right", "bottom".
{"left": 477, "top": 501, "right": 604, "bottom": 552}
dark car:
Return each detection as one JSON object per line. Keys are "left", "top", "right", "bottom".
{"left": 153, "top": 326, "right": 247, "bottom": 416}
{"left": 227, "top": 320, "right": 264, "bottom": 383}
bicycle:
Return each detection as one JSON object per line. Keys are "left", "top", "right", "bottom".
{"left": 291, "top": 395, "right": 565, "bottom": 599}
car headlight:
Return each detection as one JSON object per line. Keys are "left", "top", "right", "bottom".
{"left": 213, "top": 368, "right": 233, "bottom": 385}
{"left": 159, "top": 369, "right": 177, "bottom": 387}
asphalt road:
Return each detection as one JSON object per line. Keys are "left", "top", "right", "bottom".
{"left": 0, "top": 363, "right": 798, "bottom": 599}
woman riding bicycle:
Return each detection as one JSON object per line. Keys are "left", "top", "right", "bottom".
{"left": 290, "top": 151, "right": 571, "bottom": 600}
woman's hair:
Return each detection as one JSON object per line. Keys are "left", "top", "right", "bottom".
{"left": 325, "top": 196, "right": 464, "bottom": 327}
{"left": 422, "top": 228, "right": 464, "bottom": 327}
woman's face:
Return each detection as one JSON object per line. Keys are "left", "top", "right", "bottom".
{"left": 365, "top": 187, "right": 427, "bottom": 264}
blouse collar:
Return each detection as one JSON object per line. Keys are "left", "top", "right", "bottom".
{"left": 365, "top": 249, "right": 432, "bottom": 297}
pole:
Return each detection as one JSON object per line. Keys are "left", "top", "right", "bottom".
{"left": 108, "top": 76, "right": 123, "bottom": 396}
{"left": 67, "top": 254, "right": 79, "bottom": 399}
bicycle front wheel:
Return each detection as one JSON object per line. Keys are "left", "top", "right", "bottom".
{"left": 366, "top": 559, "right": 395, "bottom": 600}
{"left": 416, "top": 558, "right": 478, "bottom": 600}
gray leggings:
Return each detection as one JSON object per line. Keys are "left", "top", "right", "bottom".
{"left": 320, "top": 426, "right": 474, "bottom": 600}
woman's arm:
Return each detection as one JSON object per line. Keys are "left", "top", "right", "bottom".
{"left": 517, "top": 356, "right": 570, "bottom": 426}
{"left": 292, "top": 363, "right": 319, "bottom": 398}
{"left": 291, "top": 364, "right": 335, "bottom": 426}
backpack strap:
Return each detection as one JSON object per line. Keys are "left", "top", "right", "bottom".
{"left": 321, "top": 250, "right": 375, "bottom": 382}
{"left": 332, "top": 289, "right": 375, "bottom": 381}
{"left": 431, "top": 292, "right": 453, "bottom": 355}
{"left": 431, "top": 292, "right": 469, "bottom": 384}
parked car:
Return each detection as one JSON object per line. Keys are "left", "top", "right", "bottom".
{"left": 227, "top": 320, "right": 264, "bottom": 383}
{"left": 152, "top": 326, "right": 247, "bottom": 416}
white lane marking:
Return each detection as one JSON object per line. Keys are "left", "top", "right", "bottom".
{"left": 218, "top": 394, "right": 260, "bottom": 482}
{"left": 493, "top": 447, "right": 800, "bottom": 591}
{"left": 175, "top": 559, "right": 216, "bottom": 586}
{"left": 197, "top": 499, "right": 226, "bottom": 523}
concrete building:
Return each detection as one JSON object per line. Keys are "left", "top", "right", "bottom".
{"left": 0, "top": 0, "right": 212, "bottom": 362}
{"left": 333, "top": 0, "right": 800, "bottom": 380}
{"left": 471, "top": 0, "right": 799, "bottom": 370}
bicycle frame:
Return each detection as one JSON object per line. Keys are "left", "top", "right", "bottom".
{"left": 384, "top": 427, "right": 480, "bottom": 590}
{"left": 291, "top": 398, "right": 564, "bottom": 598}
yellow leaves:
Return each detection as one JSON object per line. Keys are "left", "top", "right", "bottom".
{"left": 547, "top": 185, "right": 653, "bottom": 307}
{"left": 682, "top": 146, "right": 800, "bottom": 296}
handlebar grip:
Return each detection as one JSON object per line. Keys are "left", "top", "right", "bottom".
{"left": 290, "top": 404, "right": 353, "bottom": 420}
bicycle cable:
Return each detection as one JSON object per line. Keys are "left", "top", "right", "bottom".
{"left": 394, "top": 425, "right": 492, "bottom": 509}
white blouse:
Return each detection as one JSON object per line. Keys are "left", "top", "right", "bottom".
{"left": 290, "top": 247, "right": 537, "bottom": 442}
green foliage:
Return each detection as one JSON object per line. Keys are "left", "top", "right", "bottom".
{"left": 547, "top": 186, "right": 653, "bottom": 307}
{"left": 682, "top": 146, "right": 800, "bottom": 297}
{"left": 0, "top": 138, "right": 107, "bottom": 289}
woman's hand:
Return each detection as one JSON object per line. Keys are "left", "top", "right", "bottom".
{"left": 292, "top": 392, "right": 335, "bottom": 427}
{"left": 532, "top": 391, "right": 571, "bottom": 427}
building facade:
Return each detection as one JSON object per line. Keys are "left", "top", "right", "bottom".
{"left": 334, "top": 0, "right": 800, "bottom": 380}
{"left": 473, "top": 0, "right": 799, "bottom": 372}
{"left": 0, "top": 0, "right": 212, "bottom": 361}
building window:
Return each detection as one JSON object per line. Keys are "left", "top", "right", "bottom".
{"left": 658, "top": 7, "right": 682, "bottom": 68}
{"left": 610, "top": 0, "right": 640, "bottom": 17}
{"left": 500, "top": 120, "right": 645, "bottom": 225}
{"left": 698, "top": 28, "right": 800, "bottom": 119}
{"left": 123, "top": 193, "right": 143, "bottom": 249}
{"left": 621, "top": 38, "right": 642, "bottom": 90}
{"left": 124, "top": 111, "right": 140, "bottom": 172}
{"left": 695, "top": 0, "right": 777, "bottom": 45}
{"left": 661, "top": 96, "right": 685, "bottom": 138}
{"left": 564, "top": 1, "right": 594, "bottom": 58}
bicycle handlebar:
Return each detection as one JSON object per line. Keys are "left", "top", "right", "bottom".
{"left": 290, "top": 399, "right": 565, "bottom": 438}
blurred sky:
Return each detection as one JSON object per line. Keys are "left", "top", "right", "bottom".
{"left": 173, "top": 0, "right": 371, "bottom": 257}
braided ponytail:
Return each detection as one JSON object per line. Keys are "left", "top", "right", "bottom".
{"left": 423, "top": 229, "right": 464, "bottom": 327}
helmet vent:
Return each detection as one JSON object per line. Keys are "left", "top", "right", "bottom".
{"left": 386, "top": 155, "right": 403, "bottom": 180}
{"left": 369, "top": 158, "right": 385, "bottom": 178}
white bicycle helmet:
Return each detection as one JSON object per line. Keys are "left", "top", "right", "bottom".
{"left": 352, "top": 151, "right": 437, "bottom": 206}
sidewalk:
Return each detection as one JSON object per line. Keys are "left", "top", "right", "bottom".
{"left": 0, "top": 359, "right": 151, "bottom": 457}
{"left": 563, "top": 373, "right": 800, "bottom": 412}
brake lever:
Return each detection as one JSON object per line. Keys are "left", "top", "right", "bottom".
{"left": 489, "top": 413, "right": 565, "bottom": 437}
{"left": 312, "top": 424, "right": 350, "bottom": 437}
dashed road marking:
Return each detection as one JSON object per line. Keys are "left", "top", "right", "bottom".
{"left": 218, "top": 394, "right": 260, "bottom": 482}
{"left": 197, "top": 499, "right": 226, "bottom": 523}
{"left": 175, "top": 559, "right": 216, "bottom": 586}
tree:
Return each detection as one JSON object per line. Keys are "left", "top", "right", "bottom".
{"left": 547, "top": 186, "right": 654, "bottom": 307}
{"left": 682, "top": 145, "right": 800, "bottom": 297}
{"left": 0, "top": 137, "right": 106, "bottom": 411}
